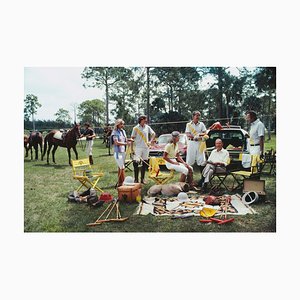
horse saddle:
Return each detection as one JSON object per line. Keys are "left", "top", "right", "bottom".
{"left": 53, "top": 131, "right": 65, "bottom": 141}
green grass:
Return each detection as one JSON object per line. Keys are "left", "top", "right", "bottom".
{"left": 24, "top": 136, "right": 276, "bottom": 232}
{"left": 264, "top": 133, "right": 276, "bottom": 152}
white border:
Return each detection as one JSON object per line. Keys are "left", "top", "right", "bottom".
{"left": 1, "top": 0, "right": 298, "bottom": 299}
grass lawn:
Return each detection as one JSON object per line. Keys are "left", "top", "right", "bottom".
{"left": 264, "top": 133, "right": 276, "bottom": 152}
{"left": 24, "top": 134, "right": 276, "bottom": 232}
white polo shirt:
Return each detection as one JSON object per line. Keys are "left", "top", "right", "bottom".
{"left": 131, "top": 124, "right": 155, "bottom": 149}
{"left": 185, "top": 121, "right": 206, "bottom": 138}
{"left": 249, "top": 119, "right": 265, "bottom": 145}
{"left": 207, "top": 148, "right": 230, "bottom": 166}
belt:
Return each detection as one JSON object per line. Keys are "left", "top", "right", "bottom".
{"left": 250, "top": 143, "right": 260, "bottom": 146}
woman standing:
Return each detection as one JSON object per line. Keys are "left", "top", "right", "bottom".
{"left": 111, "top": 119, "right": 131, "bottom": 187}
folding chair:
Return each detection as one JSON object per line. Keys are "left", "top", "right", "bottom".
{"left": 71, "top": 158, "right": 104, "bottom": 193}
{"left": 229, "top": 154, "right": 263, "bottom": 192}
{"left": 261, "top": 149, "right": 276, "bottom": 175}
{"left": 209, "top": 157, "right": 231, "bottom": 191}
{"left": 121, "top": 141, "right": 135, "bottom": 171}
{"left": 148, "top": 156, "right": 175, "bottom": 185}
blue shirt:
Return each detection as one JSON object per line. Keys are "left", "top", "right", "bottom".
{"left": 112, "top": 129, "right": 127, "bottom": 153}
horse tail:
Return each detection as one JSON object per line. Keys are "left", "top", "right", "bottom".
{"left": 42, "top": 134, "right": 49, "bottom": 159}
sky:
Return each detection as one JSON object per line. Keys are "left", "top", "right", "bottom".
{"left": 24, "top": 67, "right": 105, "bottom": 121}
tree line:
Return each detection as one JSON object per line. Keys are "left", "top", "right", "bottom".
{"left": 24, "top": 67, "right": 276, "bottom": 138}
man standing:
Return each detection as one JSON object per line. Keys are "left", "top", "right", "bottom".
{"left": 245, "top": 111, "right": 265, "bottom": 158}
{"left": 185, "top": 111, "right": 207, "bottom": 167}
{"left": 131, "top": 115, "right": 156, "bottom": 184}
{"left": 80, "top": 122, "right": 96, "bottom": 165}
{"left": 199, "top": 139, "right": 230, "bottom": 193}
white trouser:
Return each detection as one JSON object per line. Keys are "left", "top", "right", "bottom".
{"left": 86, "top": 140, "right": 94, "bottom": 156}
{"left": 165, "top": 159, "right": 193, "bottom": 175}
{"left": 134, "top": 147, "right": 149, "bottom": 161}
{"left": 186, "top": 140, "right": 206, "bottom": 166}
{"left": 202, "top": 164, "right": 215, "bottom": 183}
{"left": 114, "top": 152, "right": 126, "bottom": 169}
{"left": 202, "top": 163, "right": 226, "bottom": 183}
{"left": 249, "top": 145, "right": 260, "bottom": 155}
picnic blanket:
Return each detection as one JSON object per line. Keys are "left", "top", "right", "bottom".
{"left": 135, "top": 194, "right": 256, "bottom": 217}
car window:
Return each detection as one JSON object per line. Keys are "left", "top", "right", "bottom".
{"left": 207, "top": 130, "right": 245, "bottom": 149}
{"left": 179, "top": 135, "right": 186, "bottom": 144}
{"left": 209, "top": 131, "right": 242, "bottom": 139}
{"left": 157, "top": 134, "right": 186, "bottom": 145}
{"left": 158, "top": 135, "right": 171, "bottom": 144}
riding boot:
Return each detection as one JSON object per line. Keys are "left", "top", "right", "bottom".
{"left": 187, "top": 172, "right": 193, "bottom": 186}
{"left": 120, "top": 169, "right": 125, "bottom": 186}
{"left": 187, "top": 172, "right": 200, "bottom": 191}
{"left": 141, "top": 161, "right": 148, "bottom": 184}
{"left": 89, "top": 155, "right": 94, "bottom": 165}
{"left": 198, "top": 176, "right": 204, "bottom": 188}
{"left": 118, "top": 168, "right": 125, "bottom": 187}
{"left": 133, "top": 161, "right": 139, "bottom": 183}
{"left": 180, "top": 174, "right": 187, "bottom": 182}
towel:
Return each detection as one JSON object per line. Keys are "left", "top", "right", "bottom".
{"left": 242, "top": 154, "right": 251, "bottom": 168}
{"left": 53, "top": 131, "right": 63, "bottom": 140}
{"left": 199, "top": 134, "right": 209, "bottom": 154}
{"left": 251, "top": 154, "right": 262, "bottom": 173}
{"left": 149, "top": 157, "right": 160, "bottom": 177}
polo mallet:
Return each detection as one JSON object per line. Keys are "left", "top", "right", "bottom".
{"left": 218, "top": 196, "right": 234, "bottom": 225}
{"left": 78, "top": 138, "right": 85, "bottom": 152}
{"left": 86, "top": 199, "right": 128, "bottom": 226}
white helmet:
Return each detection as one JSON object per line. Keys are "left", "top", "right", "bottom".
{"left": 177, "top": 192, "right": 188, "bottom": 202}
{"left": 123, "top": 176, "right": 135, "bottom": 185}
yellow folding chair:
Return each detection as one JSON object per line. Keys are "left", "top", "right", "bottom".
{"left": 230, "top": 154, "right": 264, "bottom": 191}
{"left": 71, "top": 158, "right": 104, "bottom": 193}
{"left": 124, "top": 143, "right": 134, "bottom": 172}
{"left": 148, "top": 156, "right": 174, "bottom": 185}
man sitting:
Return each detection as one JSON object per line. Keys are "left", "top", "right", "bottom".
{"left": 199, "top": 138, "right": 230, "bottom": 193}
{"left": 163, "top": 131, "right": 194, "bottom": 186}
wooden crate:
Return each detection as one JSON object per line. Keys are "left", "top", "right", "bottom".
{"left": 117, "top": 183, "right": 142, "bottom": 203}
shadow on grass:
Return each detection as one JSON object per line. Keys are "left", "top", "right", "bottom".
{"left": 24, "top": 159, "right": 43, "bottom": 163}
{"left": 34, "top": 163, "right": 70, "bottom": 169}
{"left": 61, "top": 200, "right": 139, "bottom": 232}
{"left": 102, "top": 184, "right": 117, "bottom": 189}
{"left": 98, "top": 154, "right": 113, "bottom": 157}
{"left": 261, "top": 173, "right": 276, "bottom": 178}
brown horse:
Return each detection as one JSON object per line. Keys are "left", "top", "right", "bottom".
{"left": 103, "top": 125, "right": 112, "bottom": 146}
{"left": 28, "top": 131, "right": 44, "bottom": 160}
{"left": 42, "top": 123, "right": 81, "bottom": 165}
{"left": 24, "top": 134, "right": 29, "bottom": 157}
